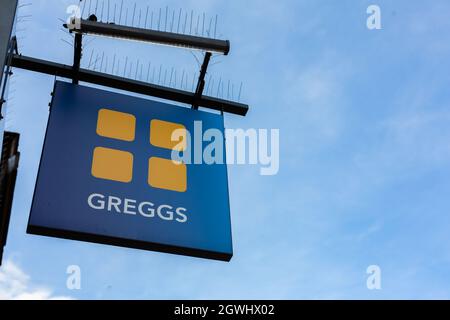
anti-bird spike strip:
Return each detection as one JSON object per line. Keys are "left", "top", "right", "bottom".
{"left": 58, "top": 1, "right": 244, "bottom": 109}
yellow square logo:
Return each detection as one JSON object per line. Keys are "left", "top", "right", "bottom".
{"left": 92, "top": 147, "right": 133, "bottom": 183}
{"left": 148, "top": 157, "right": 187, "bottom": 193}
{"left": 150, "top": 119, "right": 187, "bottom": 151}
{"left": 96, "top": 109, "right": 136, "bottom": 142}
{"left": 92, "top": 109, "right": 187, "bottom": 192}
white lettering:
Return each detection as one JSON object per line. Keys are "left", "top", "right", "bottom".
{"left": 176, "top": 207, "right": 188, "bottom": 223}
{"left": 123, "top": 198, "right": 137, "bottom": 215}
{"left": 88, "top": 193, "right": 188, "bottom": 223}
{"left": 87, "top": 193, "right": 105, "bottom": 210}
{"left": 108, "top": 196, "right": 122, "bottom": 213}
{"left": 138, "top": 201, "right": 155, "bottom": 218}
{"left": 157, "top": 205, "right": 174, "bottom": 221}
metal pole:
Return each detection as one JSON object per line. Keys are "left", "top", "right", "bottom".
{"left": 11, "top": 54, "right": 249, "bottom": 116}
{"left": 72, "top": 33, "right": 83, "bottom": 84}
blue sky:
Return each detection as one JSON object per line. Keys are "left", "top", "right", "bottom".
{"left": 2, "top": 0, "right": 450, "bottom": 299}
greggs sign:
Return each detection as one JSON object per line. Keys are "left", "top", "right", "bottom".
{"left": 28, "top": 81, "right": 233, "bottom": 261}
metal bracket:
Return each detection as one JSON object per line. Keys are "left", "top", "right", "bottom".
{"left": 11, "top": 54, "right": 249, "bottom": 116}
{"left": 192, "top": 52, "right": 212, "bottom": 110}
{"left": 72, "top": 33, "right": 82, "bottom": 84}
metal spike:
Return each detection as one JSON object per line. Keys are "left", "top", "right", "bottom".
{"left": 174, "top": 70, "right": 177, "bottom": 88}
{"left": 181, "top": 70, "right": 185, "bottom": 89}
{"left": 186, "top": 72, "right": 190, "bottom": 90}
{"left": 112, "top": 54, "right": 116, "bottom": 74}
{"left": 81, "top": 0, "right": 88, "bottom": 18}
{"left": 88, "top": 50, "right": 94, "bottom": 68}
{"left": 107, "top": 0, "right": 110, "bottom": 22}
{"left": 205, "top": 75, "right": 211, "bottom": 95}
{"left": 116, "top": 59, "right": 120, "bottom": 76}
{"left": 113, "top": 3, "right": 117, "bottom": 23}
{"left": 207, "top": 17, "right": 213, "bottom": 37}
{"left": 93, "top": 53, "right": 99, "bottom": 70}
{"left": 90, "top": 51, "right": 97, "bottom": 70}
{"left": 202, "top": 12, "right": 205, "bottom": 36}
{"left": 60, "top": 38, "right": 72, "bottom": 47}
{"left": 165, "top": 6, "right": 168, "bottom": 31}
{"left": 88, "top": 0, "right": 93, "bottom": 16}
{"left": 195, "top": 14, "right": 200, "bottom": 35}
{"left": 217, "top": 78, "right": 222, "bottom": 97}
{"left": 123, "top": 56, "right": 128, "bottom": 76}
{"left": 119, "top": 0, "right": 124, "bottom": 24}
{"left": 238, "top": 82, "right": 243, "bottom": 101}
{"left": 147, "top": 62, "right": 151, "bottom": 82}
{"left": 190, "top": 51, "right": 201, "bottom": 67}
{"left": 131, "top": 3, "right": 136, "bottom": 27}
{"left": 138, "top": 9, "right": 141, "bottom": 28}
{"left": 169, "top": 67, "right": 174, "bottom": 87}
{"left": 171, "top": 9, "right": 175, "bottom": 32}
{"left": 183, "top": 12, "right": 187, "bottom": 34}
{"left": 209, "top": 78, "right": 215, "bottom": 96}
{"left": 100, "top": 0, "right": 104, "bottom": 22}
{"left": 177, "top": 8, "right": 182, "bottom": 34}
{"left": 145, "top": 7, "right": 149, "bottom": 28}
{"left": 17, "top": 3, "right": 33, "bottom": 9}
{"left": 189, "top": 10, "right": 193, "bottom": 35}
{"left": 99, "top": 52, "right": 105, "bottom": 71}
{"left": 135, "top": 59, "right": 140, "bottom": 79}
{"left": 158, "top": 8, "right": 161, "bottom": 30}
{"left": 214, "top": 14, "right": 218, "bottom": 38}
{"left": 150, "top": 11, "right": 154, "bottom": 29}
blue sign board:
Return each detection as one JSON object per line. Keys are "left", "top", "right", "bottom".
{"left": 28, "top": 81, "right": 233, "bottom": 261}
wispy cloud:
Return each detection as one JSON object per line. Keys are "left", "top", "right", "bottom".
{"left": 0, "top": 260, "right": 72, "bottom": 300}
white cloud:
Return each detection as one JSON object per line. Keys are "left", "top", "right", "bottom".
{"left": 0, "top": 260, "right": 72, "bottom": 300}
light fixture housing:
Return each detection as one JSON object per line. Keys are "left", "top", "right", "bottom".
{"left": 65, "top": 18, "right": 230, "bottom": 55}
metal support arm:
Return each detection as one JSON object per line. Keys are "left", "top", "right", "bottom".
{"left": 11, "top": 54, "right": 249, "bottom": 116}
{"left": 193, "top": 52, "right": 212, "bottom": 110}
